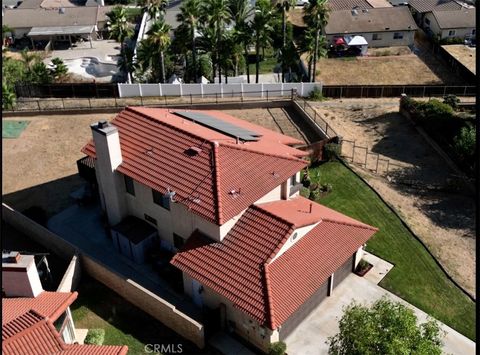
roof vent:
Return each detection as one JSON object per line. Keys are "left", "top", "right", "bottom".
{"left": 385, "top": 27, "right": 390, "bottom": 30}
{"left": 98, "top": 120, "right": 108, "bottom": 129}
{"left": 59, "top": 7, "right": 65, "bottom": 13}
{"left": 228, "top": 188, "right": 241, "bottom": 198}
{"left": 351, "top": 9, "right": 358, "bottom": 15}
{"left": 362, "top": 8, "right": 368, "bottom": 12}
{"left": 271, "top": 171, "right": 280, "bottom": 178}
{"left": 185, "top": 146, "right": 203, "bottom": 156}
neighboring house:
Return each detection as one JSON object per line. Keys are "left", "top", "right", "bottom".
{"left": 2, "top": 4, "right": 112, "bottom": 49}
{"left": 325, "top": 7, "right": 418, "bottom": 47}
{"left": 407, "top": 0, "right": 473, "bottom": 32}
{"left": 80, "top": 107, "right": 378, "bottom": 352}
{"left": 327, "top": 0, "right": 392, "bottom": 10}
{"left": 424, "top": 8, "right": 476, "bottom": 40}
{"left": 2, "top": 251, "right": 128, "bottom": 354}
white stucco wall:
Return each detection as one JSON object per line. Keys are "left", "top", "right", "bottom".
{"left": 354, "top": 245, "right": 364, "bottom": 269}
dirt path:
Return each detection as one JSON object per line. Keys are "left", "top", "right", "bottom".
{"left": 310, "top": 98, "right": 476, "bottom": 297}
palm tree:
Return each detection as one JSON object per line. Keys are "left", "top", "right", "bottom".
{"left": 202, "top": 0, "right": 231, "bottom": 83}
{"left": 107, "top": 6, "right": 134, "bottom": 43}
{"left": 140, "top": 0, "right": 169, "bottom": 20}
{"left": 176, "top": 0, "right": 202, "bottom": 82}
{"left": 228, "top": 0, "right": 253, "bottom": 82}
{"left": 276, "top": 0, "right": 295, "bottom": 82}
{"left": 146, "top": 20, "right": 172, "bottom": 83}
{"left": 252, "top": 0, "right": 274, "bottom": 83}
{"left": 303, "top": 0, "right": 329, "bottom": 82}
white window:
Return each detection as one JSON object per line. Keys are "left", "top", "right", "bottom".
{"left": 372, "top": 33, "right": 382, "bottom": 40}
{"left": 448, "top": 30, "right": 456, "bottom": 37}
{"left": 393, "top": 32, "right": 403, "bottom": 39}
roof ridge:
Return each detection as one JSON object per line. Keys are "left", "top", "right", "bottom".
{"left": 48, "top": 291, "right": 78, "bottom": 323}
{"left": 251, "top": 204, "right": 295, "bottom": 231}
{"left": 218, "top": 141, "right": 307, "bottom": 163}
{"left": 211, "top": 141, "right": 223, "bottom": 225}
{"left": 262, "top": 264, "right": 276, "bottom": 330}
{"left": 321, "top": 218, "right": 378, "bottom": 231}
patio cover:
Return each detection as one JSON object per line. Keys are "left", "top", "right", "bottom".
{"left": 347, "top": 35, "right": 368, "bottom": 46}
{"left": 27, "top": 25, "right": 95, "bottom": 36}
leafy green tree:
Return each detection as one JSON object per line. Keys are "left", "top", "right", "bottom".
{"left": 145, "top": 20, "right": 172, "bottom": 83}
{"left": 2, "top": 56, "right": 27, "bottom": 87}
{"left": 28, "top": 62, "right": 52, "bottom": 84}
{"left": 2, "top": 82, "right": 16, "bottom": 110}
{"left": 228, "top": 0, "right": 253, "bottom": 82}
{"left": 443, "top": 94, "right": 460, "bottom": 109}
{"left": 2, "top": 25, "right": 12, "bottom": 40}
{"left": 196, "top": 25, "right": 218, "bottom": 82}
{"left": 252, "top": 0, "right": 274, "bottom": 83}
{"left": 328, "top": 297, "right": 445, "bottom": 355}
{"left": 303, "top": 0, "right": 329, "bottom": 82}
{"left": 299, "top": 27, "right": 327, "bottom": 81}
{"left": 275, "top": 0, "right": 295, "bottom": 82}
{"left": 107, "top": 6, "right": 134, "bottom": 43}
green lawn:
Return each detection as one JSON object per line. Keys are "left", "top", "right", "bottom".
{"left": 71, "top": 276, "right": 211, "bottom": 354}
{"left": 307, "top": 161, "right": 475, "bottom": 340}
{"left": 248, "top": 56, "right": 279, "bottom": 75}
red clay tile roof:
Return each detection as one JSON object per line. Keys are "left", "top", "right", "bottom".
{"left": 81, "top": 107, "right": 308, "bottom": 225}
{"left": 171, "top": 199, "right": 377, "bottom": 329}
{"left": 2, "top": 309, "right": 128, "bottom": 355}
{"left": 2, "top": 292, "right": 78, "bottom": 325}
{"left": 266, "top": 220, "right": 377, "bottom": 328}
{"left": 256, "top": 195, "right": 375, "bottom": 229}
{"left": 171, "top": 206, "right": 295, "bottom": 325}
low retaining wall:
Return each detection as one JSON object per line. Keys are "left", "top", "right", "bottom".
{"left": 291, "top": 100, "right": 329, "bottom": 139}
{"left": 81, "top": 254, "right": 204, "bottom": 348}
{"left": 2, "top": 203, "right": 205, "bottom": 348}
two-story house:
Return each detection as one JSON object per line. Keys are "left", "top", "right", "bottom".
{"left": 81, "top": 107, "right": 378, "bottom": 351}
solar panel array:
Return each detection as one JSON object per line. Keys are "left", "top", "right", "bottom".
{"left": 172, "top": 111, "right": 262, "bottom": 141}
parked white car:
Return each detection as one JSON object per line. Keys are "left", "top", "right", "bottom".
{"left": 296, "top": 0, "right": 308, "bottom": 6}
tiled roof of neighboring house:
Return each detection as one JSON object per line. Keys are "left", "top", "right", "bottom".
{"left": 2, "top": 310, "right": 128, "bottom": 355}
{"left": 431, "top": 8, "right": 476, "bottom": 29}
{"left": 327, "top": 0, "right": 391, "bottom": 10}
{"left": 82, "top": 107, "right": 308, "bottom": 225}
{"left": 327, "top": 0, "right": 372, "bottom": 11}
{"left": 2, "top": 291, "right": 78, "bottom": 325}
{"left": 408, "top": 0, "right": 463, "bottom": 13}
{"left": 325, "top": 7, "right": 418, "bottom": 34}
{"left": 3, "top": 6, "right": 98, "bottom": 28}
{"left": 171, "top": 198, "right": 377, "bottom": 329}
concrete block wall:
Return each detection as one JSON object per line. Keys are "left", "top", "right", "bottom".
{"left": 81, "top": 254, "right": 205, "bottom": 348}
{"left": 57, "top": 255, "right": 82, "bottom": 292}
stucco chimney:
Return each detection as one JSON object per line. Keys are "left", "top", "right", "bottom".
{"left": 91, "top": 121, "right": 127, "bottom": 225}
{"left": 2, "top": 252, "right": 44, "bottom": 297}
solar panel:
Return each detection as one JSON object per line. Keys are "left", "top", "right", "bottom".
{"left": 172, "top": 111, "right": 262, "bottom": 141}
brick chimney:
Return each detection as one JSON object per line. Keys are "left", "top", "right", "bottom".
{"left": 91, "top": 121, "right": 127, "bottom": 225}
{"left": 2, "top": 252, "right": 43, "bottom": 297}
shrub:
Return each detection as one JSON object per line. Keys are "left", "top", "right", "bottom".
{"left": 308, "top": 86, "right": 324, "bottom": 101}
{"left": 268, "top": 341, "right": 287, "bottom": 355}
{"left": 319, "top": 183, "right": 332, "bottom": 193}
{"left": 324, "top": 143, "right": 340, "bottom": 161}
{"left": 443, "top": 94, "right": 460, "bottom": 109}
{"left": 415, "top": 99, "right": 454, "bottom": 121}
{"left": 355, "top": 258, "right": 370, "bottom": 272}
{"left": 453, "top": 124, "right": 476, "bottom": 160}
{"left": 84, "top": 329, "right": 105, "bottom": 345}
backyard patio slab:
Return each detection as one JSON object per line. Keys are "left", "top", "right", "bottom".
{"left": 284, "top": 273, "right": 475, "bottom": 355}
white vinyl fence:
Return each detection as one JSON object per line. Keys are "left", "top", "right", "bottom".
{"left": 117, "top": 82, "right": 322, "bottom": 98}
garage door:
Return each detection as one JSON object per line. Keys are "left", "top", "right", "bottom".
{"left": 333, "top": 255, "right": 354, "bottom": 289}
{"left": 279, "top": 278, "right": 329, "bottom": 340}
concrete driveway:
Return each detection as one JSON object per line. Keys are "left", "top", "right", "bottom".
{"left": 284, "top": 270, "right": 475, "bottom": 355}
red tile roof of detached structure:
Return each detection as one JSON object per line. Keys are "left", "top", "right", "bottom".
{"left": 82, "top": 107, "right": 308, "bottom": 226}
{"left": 2, "top": 297, "right": 128, "bottom": 355}
{"left": 171, "top": 198, "right": 377, "bottom": 330}
{"left": 2, "top": 291, "right": 78, "bottom": 325}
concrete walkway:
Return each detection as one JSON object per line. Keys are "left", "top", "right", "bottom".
{"left": 284, "top": 255, "right": 475, "bottom": 355}
{"left": 47, "top": 202, "right": 202, "bottom": 322}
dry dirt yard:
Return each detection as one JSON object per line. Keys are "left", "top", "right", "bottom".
{"left": 310, "top": 98, "right": 475, "bottom": 297}
{"left": 2, "top": 107, "right": 309, "bottom": 217}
